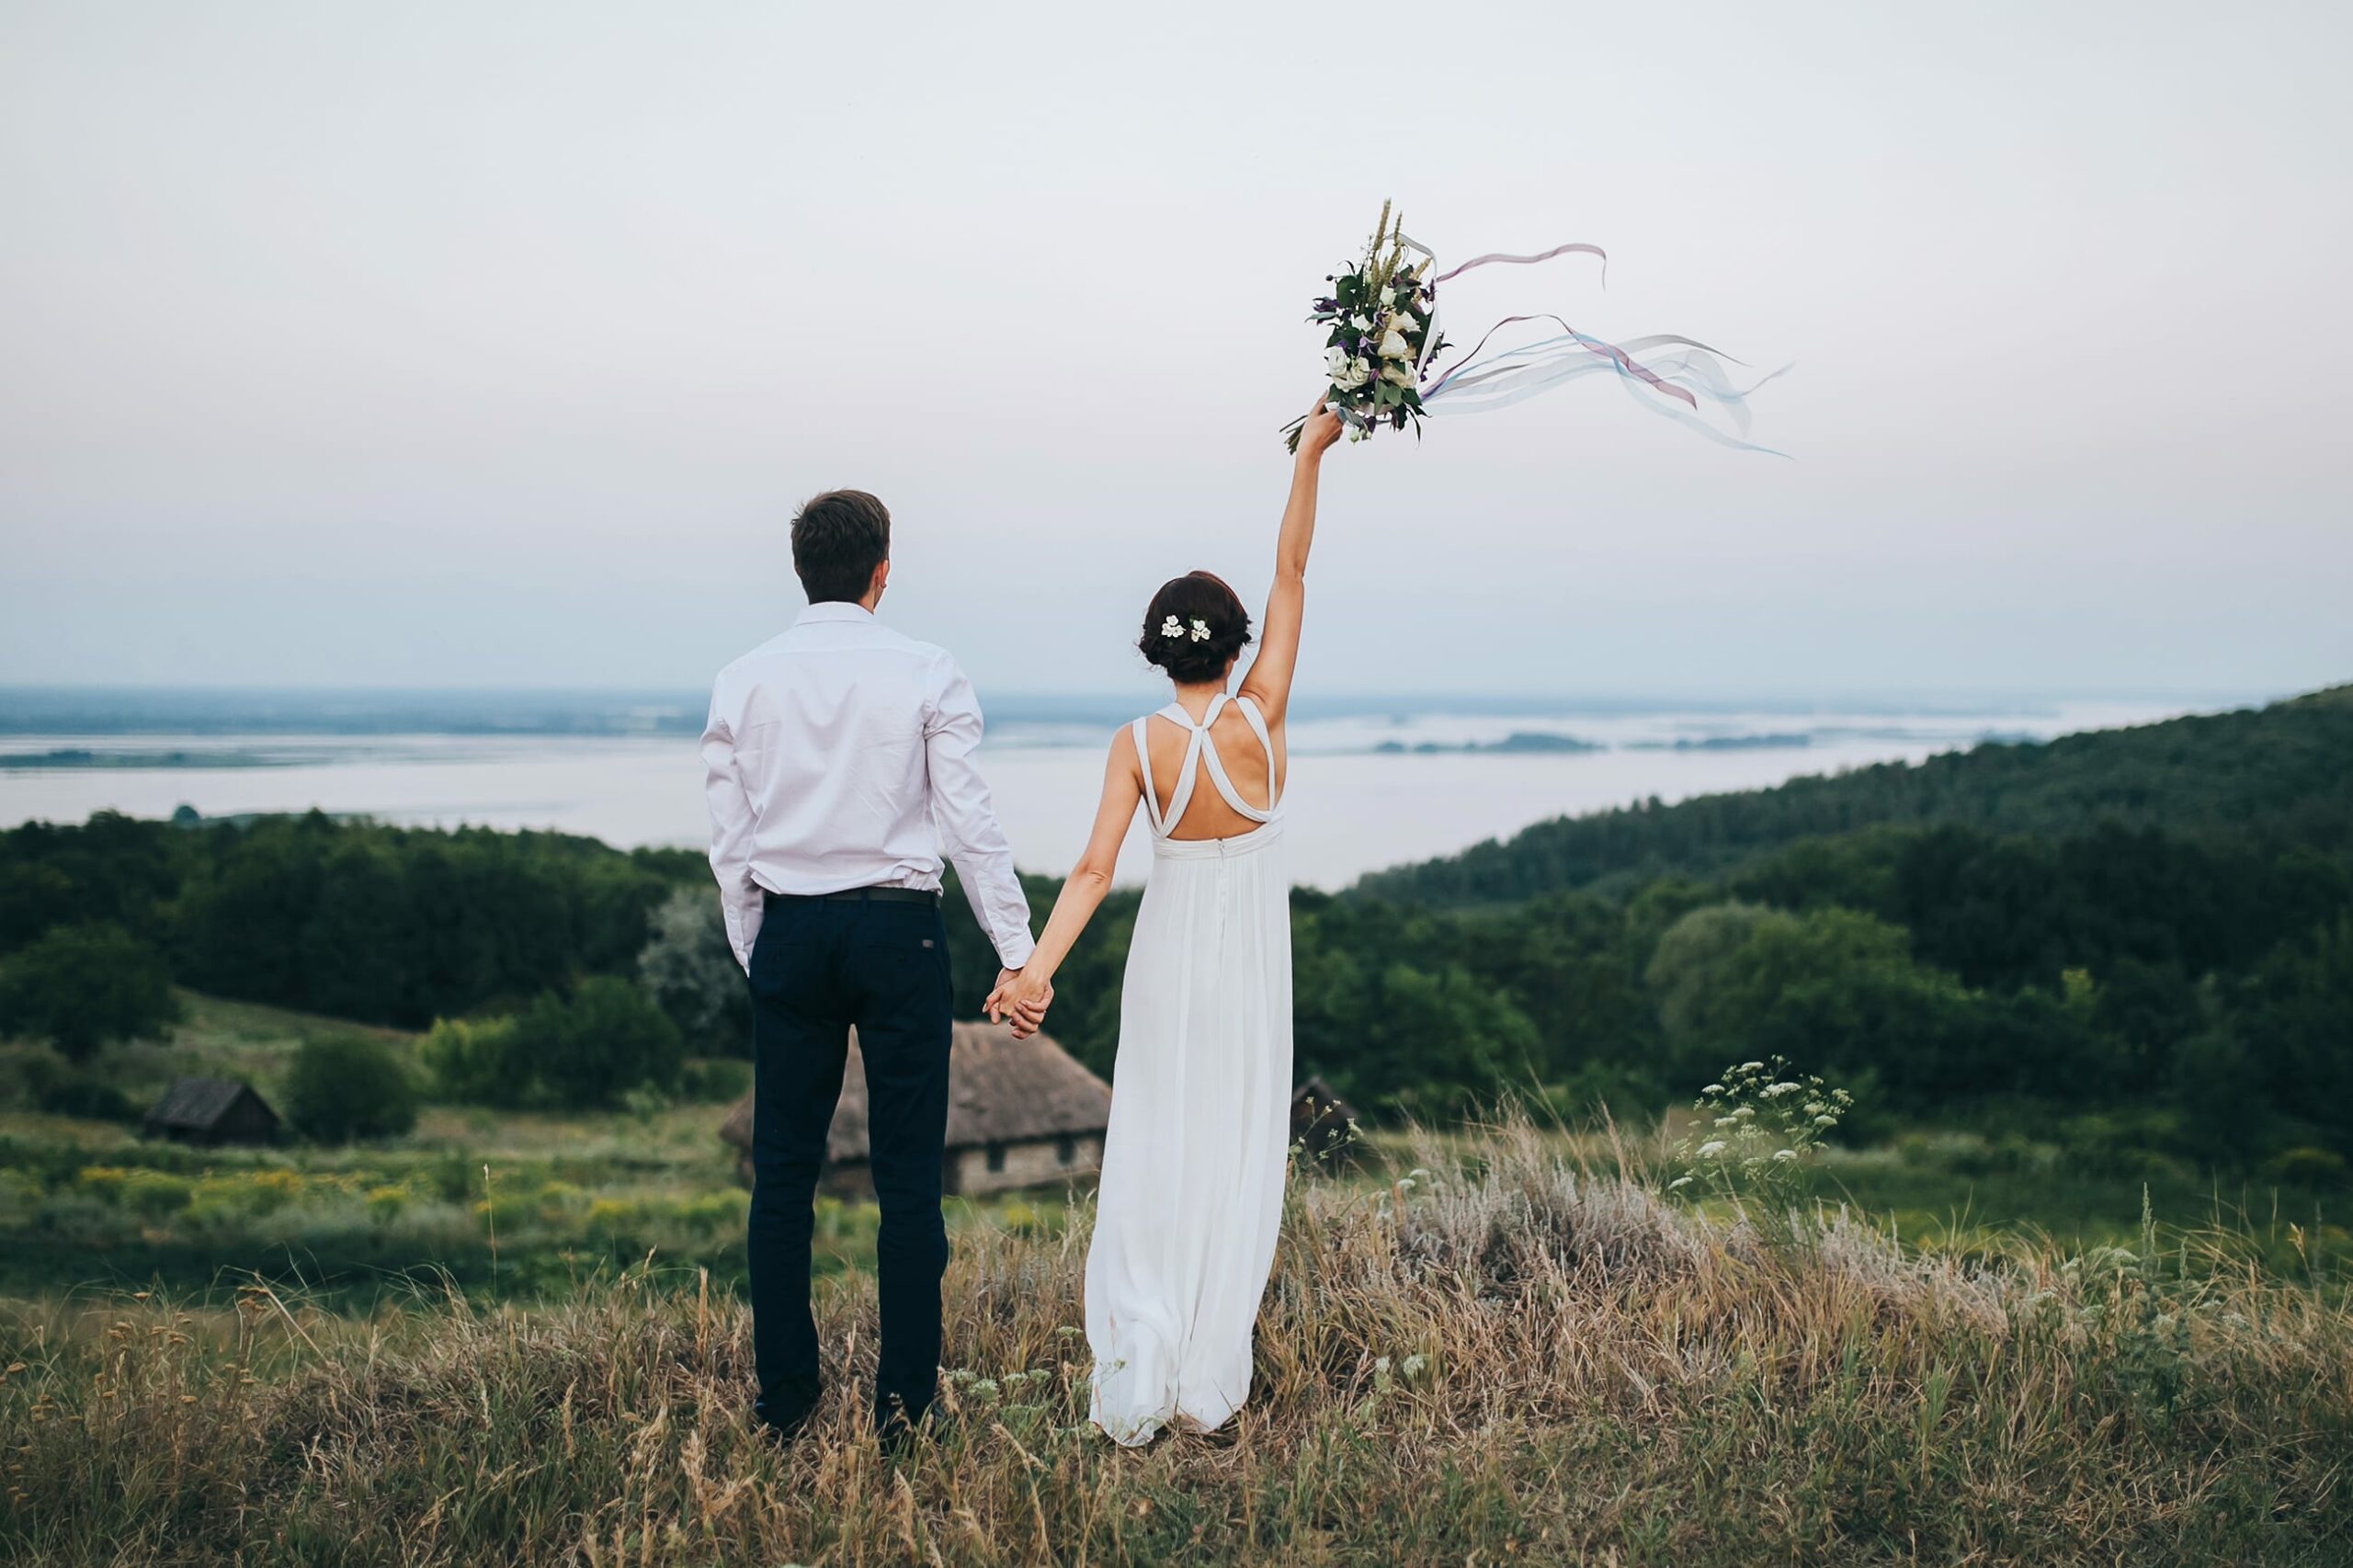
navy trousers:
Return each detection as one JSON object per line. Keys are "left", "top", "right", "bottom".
{"left": 745, "top": 892, "right": 953, "bottom": 1431}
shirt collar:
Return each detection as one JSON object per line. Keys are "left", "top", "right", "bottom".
{"left": 795, "top": 601, "right": 879, "bottom": 627}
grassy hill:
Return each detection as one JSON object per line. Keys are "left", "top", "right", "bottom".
{"left": 1354, "top": 685, "right": 2353, "bottom": 908}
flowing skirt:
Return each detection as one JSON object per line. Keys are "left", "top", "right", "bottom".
{"left": 1086, "top": 822, "right": 1293, "bottom": 1446}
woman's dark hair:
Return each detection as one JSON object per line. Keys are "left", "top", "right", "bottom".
{"left": 790, "top": 489, "right": 891, "bottom": 604}
{"left": 1138, "top": 572, "right": 1253, "bottom": 684}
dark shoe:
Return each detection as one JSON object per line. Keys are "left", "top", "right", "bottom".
{"left": 755, "top": 1389, "right": 817, "bottom": 1446}
{"left": 875, "top": 1401, "right": 951, "bottom": 1459}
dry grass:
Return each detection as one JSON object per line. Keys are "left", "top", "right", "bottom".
{"left": 3, "top": 1118, "right": 2348, "bottom": 1565}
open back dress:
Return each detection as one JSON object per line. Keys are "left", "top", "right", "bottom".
{"left": 1086, "top": 690, "right": 1293, "bottom": 1445}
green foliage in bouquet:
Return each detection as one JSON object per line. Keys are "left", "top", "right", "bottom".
{"left": 1285, "top": 199, "right": 1449, "bottom": 450}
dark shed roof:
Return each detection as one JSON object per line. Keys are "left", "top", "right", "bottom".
{"left": 144, "top": 1076, "right": 278, "bottom": 1133}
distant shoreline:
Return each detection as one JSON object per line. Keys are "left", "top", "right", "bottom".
{"left": 0, "top": 684, "right": 2269, "bottom": 739}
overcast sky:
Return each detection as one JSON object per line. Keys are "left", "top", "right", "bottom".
{"left": 2, "top": 1, "right": 2347, "bottom": 700}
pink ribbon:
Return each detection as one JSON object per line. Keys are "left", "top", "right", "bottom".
{"left": 1430, "top": 241, "right": 1608, "bottom": 288}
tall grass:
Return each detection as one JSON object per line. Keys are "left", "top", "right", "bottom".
{"left": 4, "top": 1117, "right": 2348, "bottom": 1564}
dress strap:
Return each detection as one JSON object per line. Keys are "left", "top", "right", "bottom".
{"left": 1137, "top": 705, "right": 1211, "bottom": 838}
{"left": 1195, "top": 692, "right": 1276, "bottom": 822}
{"left": 1231, "top": 695, "right": 1279, "bottom": 807}
{"left": 1130, "top": 717, "right": 1165, "bottom": 835}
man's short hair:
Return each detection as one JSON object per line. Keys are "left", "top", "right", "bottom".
{"left": 790, "top": 490, "right": 892, "bottom": 604}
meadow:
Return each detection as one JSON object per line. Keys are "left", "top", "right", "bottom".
{"left": 6, "top": 993, "right": 2344, "bottom": 1310}
{"left": 5, "top": 1115, "right": 2351, "bottom": 1565}
{"left": 4, "top": 994, "right": 2351, "bottom": 1562}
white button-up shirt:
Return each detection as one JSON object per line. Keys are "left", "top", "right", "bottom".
{"left": 700, "top": 602, "right": 1036, "bottom": 972}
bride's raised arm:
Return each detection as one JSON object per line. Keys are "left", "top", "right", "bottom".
{"left": 1238, "top": 399, "right": 1344, "bottom": 726}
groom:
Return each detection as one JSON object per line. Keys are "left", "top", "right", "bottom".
{"left": 701, "top": 488, "right": 1047, "bottom": 1447}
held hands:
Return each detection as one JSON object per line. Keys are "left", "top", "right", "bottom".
{"left": 986, "top": 966, "right": 1052, "bottom": 1040}
{"left": 1295, "top": 395, "right": 1345, "bottom": 461}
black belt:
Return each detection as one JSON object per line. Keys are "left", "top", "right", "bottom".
{"left": 763, "top": 884, "right": 940, "bottom": 908}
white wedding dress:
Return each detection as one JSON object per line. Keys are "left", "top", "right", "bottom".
{"left": 1086, "top": 691, "right": 1293, "bottom": 1446}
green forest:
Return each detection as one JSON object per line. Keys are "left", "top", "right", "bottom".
{"left": 4, "top": 686, "right": 2350, "bottom": 1178}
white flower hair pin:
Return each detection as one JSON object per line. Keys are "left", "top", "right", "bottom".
{"left": 1188, "top": 618, "right": 1211, "bottom": 642}
{"left": 1160, "top": 615, "right": 1183, "bottom": 638}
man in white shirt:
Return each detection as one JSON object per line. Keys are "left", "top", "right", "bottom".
{"left": 701, "top": 487, "right": 1045, "bottom": 1449}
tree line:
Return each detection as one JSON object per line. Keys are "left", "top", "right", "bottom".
{"left": 4, "top": 687, "right": 2350, "bottom": 1170}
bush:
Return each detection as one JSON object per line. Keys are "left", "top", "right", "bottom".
{"left": 637, "top": 887, "right": 751, "bottom": 1057}
{"left": 38, "top": 1073, "right": 139, "bottom": 1122}
{"left": 2263, "top": 1146, "right": 2349, "bottom": 1187}
{"left": 418, "top": 1015, "right": 530, "bottom": 1108}
{"left": 0, "top": 922, "right": 180, "bottom": 1061}
{"left": 509, "top": 977, "right": 683, "bottom": 1110}
{"left": 282, "top": 1033, "right": 420, "bottom": 1142}
{"left": 679, "top": 1057, "right": 753, "bottom": 1103}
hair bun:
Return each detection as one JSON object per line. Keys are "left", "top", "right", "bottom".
{"left": 1138, "top": 572, "right": 1253, "bottom": 685}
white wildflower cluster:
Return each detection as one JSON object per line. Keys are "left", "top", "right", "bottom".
{"left": 1664, "top": 1055, "right": 1856, "bottom": 1251}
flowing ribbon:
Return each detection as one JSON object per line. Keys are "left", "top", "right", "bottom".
{"left": 1404, "top": 237, "right": 1787, "bottom": 455}
{"left": 1430, "top": 240, "right": 1608, "bottom": 288}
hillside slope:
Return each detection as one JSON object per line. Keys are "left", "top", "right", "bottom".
{"left": 1354, "top": 685, "right": 2353, "bottom": 908}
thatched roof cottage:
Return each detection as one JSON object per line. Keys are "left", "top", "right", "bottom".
{"left": 143, "top": 1076, "right": 280, "bottom": 1146}
{"left": 721, "top": 1021, "right": 1112, "bottom": 1199}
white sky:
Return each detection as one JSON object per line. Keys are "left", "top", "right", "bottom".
{"left": 2, "top": 1, "right": 2347, "bottom": 700}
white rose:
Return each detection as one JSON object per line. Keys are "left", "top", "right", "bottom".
{"left": 1332, "top": 357, "right": 1371, "bottom": 391}
{"left": 1388, "top": 309, "right": 1420, "bottom": 334}
{"left": 1380, "top": 361, "right": 1414, "bottom": 385}
{"left": 1377, "top": 329, "right": 1411, "bottom": 359}
{"left": 1378, "top": 286, "right": 1396, "bottom": 307}
{"left": 1325, "top": 346, "right": 1353, "bottom": 379}
{"left": 1349, "top": 312, "right": 1373, "bottom": 332}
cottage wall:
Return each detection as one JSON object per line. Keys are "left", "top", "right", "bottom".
{"left": 949, "top": 1135, "right": 1103, "bottom": 1198}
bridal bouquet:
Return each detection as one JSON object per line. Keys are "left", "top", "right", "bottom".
{"left": 1281, "top": 201, "right": 1446, "bottom": 450}
{"left": 1285, "top": 200, "right": 1784, "bottom": 454}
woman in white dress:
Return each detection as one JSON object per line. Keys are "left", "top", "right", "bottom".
{"left": 986, "top": 399, "right": 1346, "bottom": 1444}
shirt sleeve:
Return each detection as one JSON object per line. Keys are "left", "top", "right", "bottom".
{"left": 700, "top": 678, "right": 764, "bottom": 972}
{"left": 924, "top": 653, "right": 1037, "bottom": 970}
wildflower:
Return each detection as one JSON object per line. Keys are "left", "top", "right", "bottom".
{"left": 1701, "top": 1084, "right": 1725, "bottom": 1096}
{"left": 1813, "top": 1114, "right": 1836, "bottom": 1128}
{"left": 1698, "top": 1141, "right": 1727, "bottom": 1158}
{"left": 1772, "top": 1149, "right": 1798, "bottom": 1162}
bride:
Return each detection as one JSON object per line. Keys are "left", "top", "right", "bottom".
{"left": 986, "top": 397, "right": 1345, "bottom": 1444}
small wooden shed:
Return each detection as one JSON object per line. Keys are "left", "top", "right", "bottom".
{"left": 721, "top": 1021, "right": 1112, "bottom": 1199}
{"left": 142, "top": 1076, "right": 280, "bottom": 1146}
